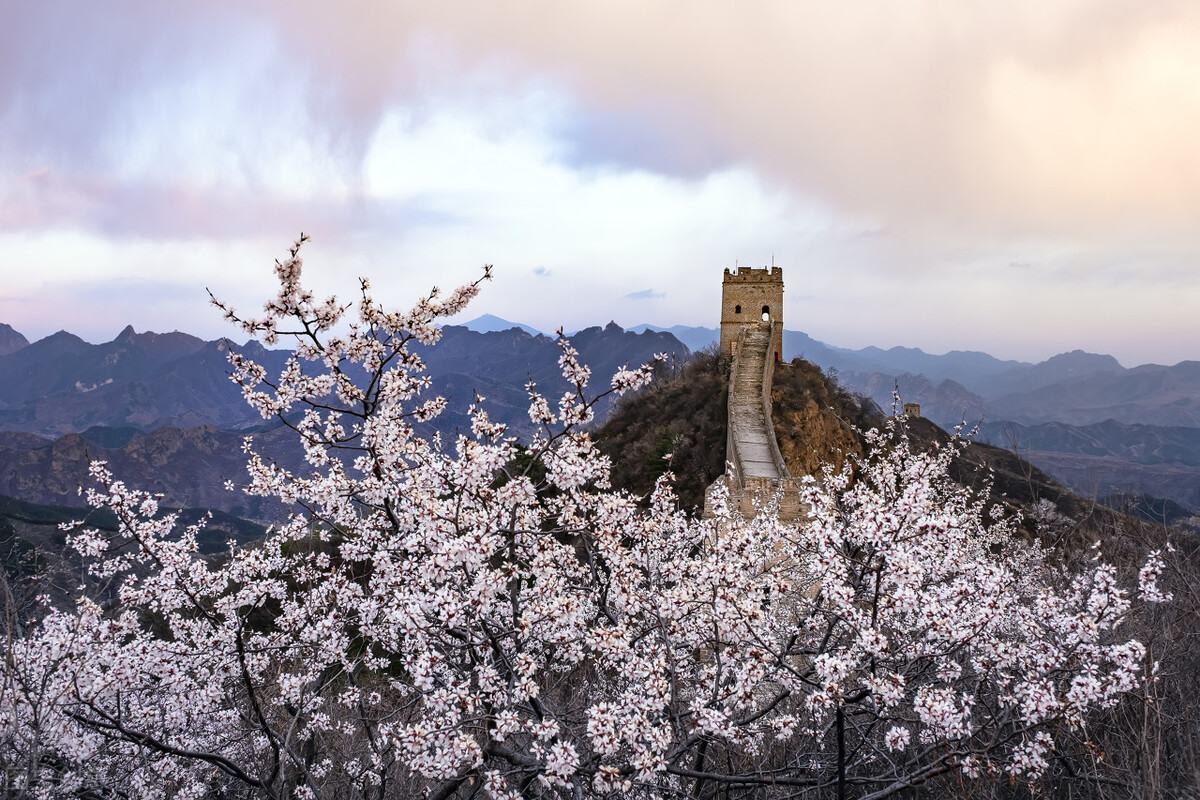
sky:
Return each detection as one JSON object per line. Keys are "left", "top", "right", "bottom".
{"left": 3, "top": 1, "right": 1200, "bottom": 367}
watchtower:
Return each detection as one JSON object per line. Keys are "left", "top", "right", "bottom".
{"left": 719, "top": 267, "right": 783, "bottom": 361}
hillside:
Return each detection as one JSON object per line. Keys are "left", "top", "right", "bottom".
{"left": 0, "top": 425, "right": 302, "bottom": 521}
{"left": 595, "top": 350, "right": 728, "bottom": 513}
{"left": 771, "top": 360, "right": 1108, "bottom": 526}
{"left": 598, "top": 355, "right": 1099, "bottom": 532}
{"left": 597, "top": 354, "right": 884, "bottom": 511}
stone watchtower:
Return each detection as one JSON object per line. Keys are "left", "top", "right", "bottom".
{"left": 719, "top": 267, "right": 784, "bottom": 361}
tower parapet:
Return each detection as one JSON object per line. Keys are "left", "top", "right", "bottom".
{"left": 719, "top": 267, "right": 783, "bottom": 361}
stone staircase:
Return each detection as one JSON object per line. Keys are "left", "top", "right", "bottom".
{"left": 729, "top": 322, "right": 783, "bottom": 481}
{"left": 705, "top": 321, "right": 804, "bottom": 521}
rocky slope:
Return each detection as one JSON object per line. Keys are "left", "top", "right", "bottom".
{"left": 599, "top": 354, "right": 1088, "bottom": 530}
{"left": 0, "top": 425, "right": 301, "bottom": 521}
{"left": 0, "top": 323, "right": 29, "bottom": 357}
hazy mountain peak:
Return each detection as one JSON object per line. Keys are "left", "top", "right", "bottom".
{"left": 629, "top": 324, "right": 718, "bottom": 353}
{"left": 1041, "top": 350, "right": 1124, "bottom": 374}
{"left": 40, "top": 330, "right": 89, "bottom": 348}
{"left": 458, "top": 314, "right": 543, "bottom": 337}
{"left": 0, "top": 323, "right": 29, "bottom": 356}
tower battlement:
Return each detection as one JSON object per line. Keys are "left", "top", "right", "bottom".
{"left": 722, "top": 267, "right": 783, "bottom": 283}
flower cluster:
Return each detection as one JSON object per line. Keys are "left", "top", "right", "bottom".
{"left": 0, "top": 238, "right": 1169, "bottom": 799}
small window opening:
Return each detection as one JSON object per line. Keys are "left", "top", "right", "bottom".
{"left": 761, "top": 305, "right": 770, "bottom": 321}
{"left": 734, "top": 304, "right": 741, "bottom": 314}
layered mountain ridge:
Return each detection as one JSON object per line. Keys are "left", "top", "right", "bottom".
{"left": 3, "top": 317, "right": 1198, "bottom": 512}
{"left": 0, "top": 321, "right": 685, "bottom": 439}
{"left": 632, "top": 323, "right": 1200, "bottom": 512}
{"left": 0, "top": 320, "right": 689, "bottom": 521}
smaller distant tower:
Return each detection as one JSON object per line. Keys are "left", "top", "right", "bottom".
{"left": 720, "top": 267, "right": 784, "bottom": 361}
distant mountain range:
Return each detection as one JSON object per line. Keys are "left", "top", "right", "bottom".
{"left": 629, "top": 322, "right": 1200, "bottom": 513}
{"left": 630, "top": 324, "right": 1035, "bottom": 385}
{"left": 633, "top": 322, "right": 1200, "bottom": 421}
{"left": 0, "top": 321, "right": 686, "bottom": 440}
{"left": 836, "top": 351, "right": 1200, "bottom": 429}
{"left": 3, "top": 314, "right": 1198, "bottom": 513}
{"left": 0, "top": 320, "right": 688, "bottom": 520}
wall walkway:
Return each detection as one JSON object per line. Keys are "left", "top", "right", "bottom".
{"left": 706, "top": 321, "right": 804, "bottom": 520}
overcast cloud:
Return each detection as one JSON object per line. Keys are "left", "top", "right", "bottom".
{"left": 2, "top": 1, "right": 1200, "bottom": 365}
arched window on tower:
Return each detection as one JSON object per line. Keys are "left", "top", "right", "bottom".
{"left": 761, "top": 305, "right": 770, "bottom": 321}
{"left": 734, "top": 305, "right": 741, "bottom": 314}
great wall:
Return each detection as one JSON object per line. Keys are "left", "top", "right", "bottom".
{"left": 705, "top": 267, "right": 804, "bottom": 521}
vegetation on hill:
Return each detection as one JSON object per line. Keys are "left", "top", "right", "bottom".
{"left": 597, "top": 355, "right": 887, "bottom": 511}
{"left": 599, "top": 352, "right": 1111, "bottom": 524}
{"left": 770, "top": 358, "right": 878, "bottom": 476}
{"left": 594, "top": 347, "right": 728, "bottom": 512}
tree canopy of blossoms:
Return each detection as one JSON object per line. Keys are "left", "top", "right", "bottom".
{"left": 0, "top": 237, "right": 1170, "bottom": 799}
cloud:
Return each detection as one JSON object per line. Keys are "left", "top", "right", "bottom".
{"left": 256, "top": 0, "right": 1200, "bottom": 242}
{"left": 625, "top": 288, "right": 664, "bottom": 300}
{"left": 5, "top": 2, "right": 1200, "bottom": 366}
{"left": 532, "top": 265, "right": 550, "bottom": 276}
{"left": 0, "top": 230, "right": 285, "bottom": 343}
{"left": 12, "top": 2, "right": 1200, "bottom": 246}
{"left": 13, "top": 2, "right": 1200, "bottom": 238}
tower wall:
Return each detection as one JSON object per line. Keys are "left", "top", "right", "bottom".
{"left": 719, "top": 267, "right": 784, "bottom": 361}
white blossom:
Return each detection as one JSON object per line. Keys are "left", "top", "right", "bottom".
{"left": 0, "top": 238, "right": 1168, "bottom": 798}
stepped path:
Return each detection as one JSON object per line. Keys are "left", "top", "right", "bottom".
{"left": 729, "top": 322, "right": 784, "bottom": 481}
{"left": 704, "top": 320, "right": 801, "bottom": 520}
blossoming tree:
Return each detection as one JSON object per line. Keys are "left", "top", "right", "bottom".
{"left": 0, "top": 238, "right": 1170, "bottom": 799}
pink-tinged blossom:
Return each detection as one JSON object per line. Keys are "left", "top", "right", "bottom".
{"left": 884, "top": 725, "right": 910, "bottom": 752}
{"left": 0, "top": 237, "right": 1170, "bottom": 798}
{"left": 1138, "top": 549, "right": 1173, "bottom": 603}
{"left": 914, "top": 686, "right": 973, "bottom": 741}
{"left": 1009, "top": 731, "right": 1055, "bottom": 777}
